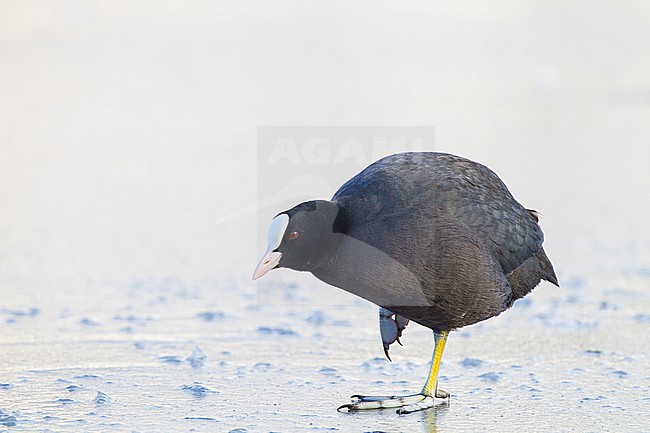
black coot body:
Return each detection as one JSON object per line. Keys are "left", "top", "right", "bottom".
{"left": 269, "top": 152, "right": 557, "bottom": 330}
{"left": 254, "top": 151, "right": 558, "bottom": 412}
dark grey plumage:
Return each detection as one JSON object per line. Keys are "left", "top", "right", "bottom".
{"left": 307, "top": 152, "right": 558, "bottom": 331}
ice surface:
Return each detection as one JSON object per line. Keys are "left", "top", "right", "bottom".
{"left": 460, "top": 358, "right": 484, "bottom": 368}
{"left": 0, "top": 411, "right": 17, "bottom": 428}
{"left": 180, "top": 383, "right": 217, "bottom": 398}
{"left": 477, "top": 372, "right": 502, "bottom": 383}
{"left": 256, "top": 326, "right": 298, "bottom": 336}
{"left": 64, "top": 385, "right": 83, "bottom": 392}
{"left": 196, "top": 311, "right": 226, "bottom": 322}
{"left": 186, "top": 346, "right": 207, "bottom": 368}
{"left": 93, "top": 391, "right": 111, "bottom": 405}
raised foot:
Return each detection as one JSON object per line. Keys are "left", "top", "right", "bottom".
{"left": 338, "top": 392, "right": 445, "bottom": 414}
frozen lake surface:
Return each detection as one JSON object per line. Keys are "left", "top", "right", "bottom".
{"left": 2, "top": 263, "right": 649, "bottom": 432}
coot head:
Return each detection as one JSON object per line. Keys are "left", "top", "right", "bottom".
{"left": 253, "top": 200, "right": 341, "bottom": 279}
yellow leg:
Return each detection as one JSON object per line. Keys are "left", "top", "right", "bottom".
{"left": 422, "top": 330, "right": 449, "bottom": 397}
{"left": 338, "top": 330, "right": 450, "bottom": 414}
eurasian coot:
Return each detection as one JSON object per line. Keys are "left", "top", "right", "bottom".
{"left": 253, "top": 152, "right": 558, "bottom": 414}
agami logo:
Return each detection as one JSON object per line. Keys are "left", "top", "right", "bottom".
{"left": 266, "top": 134, "right": 431, "bottom": 165}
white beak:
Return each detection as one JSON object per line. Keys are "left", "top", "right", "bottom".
{"left": 252, "top": 249, "right": 282, "bottom": 280}
{"left": 253, "top": 213, "right": 289, "bottom": 280}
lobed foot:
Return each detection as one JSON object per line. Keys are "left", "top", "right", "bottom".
{"left": 338, "top": 393, "right": 431, "bottom": 413}
{"left": 338, "top": 392, "right": 446, "bottom": 414}
{"left": 379, "top": 308, "right": 409, "bottom": 361}
{"left": 338, "top": 330, "right": 451, "bottom": 415}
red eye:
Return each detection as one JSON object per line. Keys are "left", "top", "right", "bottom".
{"left": 289, "top": 231, "right": 299, "bottom": 239}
